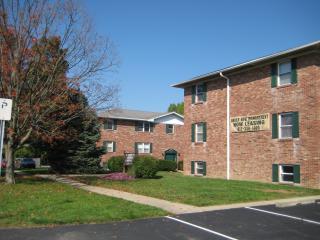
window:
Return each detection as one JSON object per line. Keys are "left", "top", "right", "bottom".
{"left": 279, "top": 165, "right": 294, "bottom": 183}
{"left": 137, "top": 142, "right": 151, "bottom": 154}
{"left": 105, "top": 119, "right": 115, "bottom": 130}
{"left": 196, "top": 84, "right": 205, "bottom": 102}
{"left": 104, "top": 141, "right": 114, "bottom": 153}
{"left": 166, "top": 124, "right": 174, "bottom": 134}
{"left": 273, "top": 163, "right": 300, "bottom": 183}
{"left": 196, "top": 123, "right": 204, "bottom": 142}
{"left": 136, "top": 121, "right": 151, "bottom": 132}
{"left": 278, "top": 61, "right": 291, "bottom": 86}
{"left": 195, "top": 161, "right": 204, "bottom": 175}
{"left": 279, "top": 113, "right": 293, "bottom": 139}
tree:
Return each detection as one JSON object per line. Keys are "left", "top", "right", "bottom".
{"left": 168, "top": 102, "right": 184, "bottom": 115}
{"left": 47, "top": 93, "right": 105, "bottom": 174}
{"left": 0, "top": 0, "right": 119, "bottom": 183}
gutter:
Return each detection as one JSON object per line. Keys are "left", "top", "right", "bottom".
{"left": 219, "top": 72, "right": 230, "bottom": 180}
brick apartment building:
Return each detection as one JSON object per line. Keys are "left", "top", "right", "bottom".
{"left": 172, "top": 41, "right": 320, "bottom": 188}
{"left": 98, "top": 109, "right": 184, "bottom": 163}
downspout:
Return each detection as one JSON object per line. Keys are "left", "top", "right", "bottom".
{"left": 219, "top": 72, "right": 230, "bottom": 180}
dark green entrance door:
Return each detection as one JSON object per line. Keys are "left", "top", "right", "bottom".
{"left": 164, "top": 149, "right": 177, "bottom": 161}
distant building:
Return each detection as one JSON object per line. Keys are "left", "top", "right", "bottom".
{"left": 172, "top": 41, "right": 320, "bottom": 188}
{"left": 98, "top": 108, "right": 184, "bottom": 163}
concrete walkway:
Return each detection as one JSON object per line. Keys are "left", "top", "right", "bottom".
{"left": 37, "top": 174, "right": 320, "bottom": 215}
{"left": 38, "top": 175, "right": 199, "bottom": 214}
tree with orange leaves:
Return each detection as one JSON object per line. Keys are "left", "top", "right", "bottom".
{"left": 0, "top": 0, "right": 119, "bottom": 183}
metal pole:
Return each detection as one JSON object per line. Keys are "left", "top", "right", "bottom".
{"left": 0, "top": 120, "right": 4, "bottom": 177}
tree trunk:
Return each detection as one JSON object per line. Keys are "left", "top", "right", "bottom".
{"left": 5, "top": 141, "right": 15, "bottom": 184}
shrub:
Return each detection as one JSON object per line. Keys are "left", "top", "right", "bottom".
{"left": 107, "top": 156, "right": 124, "bottom": 172}
{"left": 132, "top": 156, "right": 158, "bottom": 178}
{"left": 178, "top": 161, "right": 183, "bottom": 171}
{"left": 157, "top": 160, "right": 177, "bottom": 171}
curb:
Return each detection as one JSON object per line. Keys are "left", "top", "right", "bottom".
{"left": 191, "top": 195, "right": 320, "bottom": 214}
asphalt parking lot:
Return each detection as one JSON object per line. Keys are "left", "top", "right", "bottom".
{"left": 1, "top": 203, "right": 319, "bottom": 240}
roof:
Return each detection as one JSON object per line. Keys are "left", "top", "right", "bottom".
{"left": 98, "top": 108, "right": 184, "bottom": 122}
{"left": 172, "top": 40, "right": 320, "bottom": 88}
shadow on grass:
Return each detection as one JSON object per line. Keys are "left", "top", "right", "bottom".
{"left": 0, "top": 175, "right": 53, "bottom": 185}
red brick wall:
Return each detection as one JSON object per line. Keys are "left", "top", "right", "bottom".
{"left": 98, "top": 119, "right": 184, "bottom": 163}
{"left": 183, "top": 52, "right": 320, "bottom": 188}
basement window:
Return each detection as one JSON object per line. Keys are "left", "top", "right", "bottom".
{"left": 195, "top": 161, "right": 204, "bottom": 175}
{"left": 279, "top": 165, "right": 294, "bottom": 183}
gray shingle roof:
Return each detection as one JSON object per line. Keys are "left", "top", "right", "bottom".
{"left": 98, "top": 108, "right": 167, "bottom": 121}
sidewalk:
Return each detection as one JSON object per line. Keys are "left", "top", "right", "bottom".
{"left": 37, "top": 174, "right": 320, "bottom": 215}
{"left": 38, "top": 175, "right": 200, "bottom": 214}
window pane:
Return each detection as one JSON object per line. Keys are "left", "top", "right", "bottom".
{"left": 106, "top": 142, "right": 113, "bottom": 152}
{"left": 196, "top": 162, "right": 204, "bottom": 175}
{"left": 281, "top": 126, "right": 292, "bottom": 138}
{"left": 279, "top": 73, "right": 291, "bottom": 85}
{"left": 197, "top": 168, "right": 204, "bottom": 174}
{"left": 281, "top": 114, "right": 293, "bottom": 126}
{"left": 282, "top": 174, "right": 294, "bottom": 182}
{"left": 138, "top": 143, "right": 144, "bottom": 153}
{"left": 279, "top": 62, "right": 291, "bottom": 74}
{"left": 197, "top": 124, "right": 203, "bottom": 133}
{"left": 167, "top": 124, "right": 173, "bottom": 133}
{"left": 137, "top": 122, "right": 143, "bottom": 131}
{"left": 144, "top": 122, "right": 150, "bottom": 132}
{"left": 106, "top": 120, "right": 114, "bottom": 130}
{"left": 197, "top": 93, "right": 205, "bottom": 102}
{"left": 197, "top": 84, "right": 204, "bottom": 93}
{"left": 196, "top": 84, "right": 204, "bottom": 102}
{"left": 197, "top": 133, "right": 203, "bottom": 142}
{"left": 144, "top": 143, "right": 150, "bottom": 153}
{"left": 282, "top": 165, "right": 293, "bottom": 173}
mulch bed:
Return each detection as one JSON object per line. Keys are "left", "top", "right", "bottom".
{"left": 102, "top": 172, "right": 134, "bottom": 181}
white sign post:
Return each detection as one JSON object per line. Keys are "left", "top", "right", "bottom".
{"left": 0, "top": 98, "right": 13, "bottom": 177}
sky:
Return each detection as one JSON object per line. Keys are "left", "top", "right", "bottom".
{"left": 82, "top": 0, "right": 320, "bottom": 112}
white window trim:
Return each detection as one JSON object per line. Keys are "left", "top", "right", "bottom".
{"left": 105, "top": 141, "right": 114, "bottom": 153}
{"left": 277, "top": 60, "right": 292, "bottom": 87}
{"left": 279, "top": 164, "right": 294, "bottom": 183}
{"left": 166, "top": 124, "right": 174, "bottom": 134}
{"left": 195, "top": 161, "right": 204, "bottom": 176}
{"left": 137, "top": 122, "right": 151, "bottom": 132}
{"left": 195, "top": 84, "right": 204, "bottom": 103}
{"left": 137, "top": 142, "right": 151, "bottom": 154}
{"left": 195, "top": 123, "right": 204, "bottom": 143}
{"left": 105, "top": 119, "right": 115, "bottom": 130}
{"left": 279, "top": 113, "right": 293, "bottom": 139}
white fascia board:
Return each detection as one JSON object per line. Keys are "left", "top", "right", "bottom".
{"left": 150, "top": 112, "right": 184, "bottom": 121}
{"left": 99, "top": 116, "right": 154, "bottom": 122}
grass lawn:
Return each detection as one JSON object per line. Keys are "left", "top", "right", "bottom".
{"left": 74, "top": 172, "right": 320, "bottom": 207}
{"left": 0, "top": 176, "right": 167, "bottom": 227}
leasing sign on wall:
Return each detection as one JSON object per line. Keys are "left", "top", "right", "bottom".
{"left": 231, "top": 113, "right": 270, "bottom": 133}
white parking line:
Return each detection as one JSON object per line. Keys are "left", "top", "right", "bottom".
{"left": 165, "top": 216, "right": 239, "bottom": 240}
{"left": 245, "top": 207, "right": 320, "bottom": 225}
